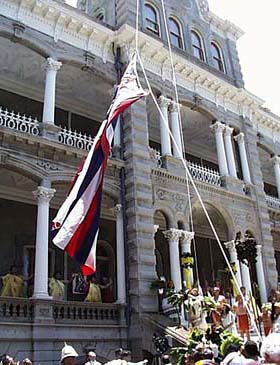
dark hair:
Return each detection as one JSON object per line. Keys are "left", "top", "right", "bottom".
{"left": 244, "top": 341, "right": 259, "bottom": 357}
{"left": 115, "top": 349, "right": 131, "bottom": 359}
{"left": 223, "top": 344, "right": 240, "bottom": 358}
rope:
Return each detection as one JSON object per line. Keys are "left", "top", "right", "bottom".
{"left": 134, "top": 0, "right": 261, "bottom": 341}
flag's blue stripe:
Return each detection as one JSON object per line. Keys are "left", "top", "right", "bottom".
{"left": 75, "top": 190, "right": 102, "bottom": 264}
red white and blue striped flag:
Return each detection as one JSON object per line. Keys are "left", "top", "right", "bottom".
{"left": 51, "top": 54, "right": 147, "bottom": 275}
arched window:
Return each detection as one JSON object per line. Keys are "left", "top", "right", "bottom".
{"left": 211, "top": 42, "right": 225, "bottom": 72}
{"left": 191, "top": 31, "right": 205, "bottom": 61}
{"left": 145, "top": 3, "right": 160, "bottom": 36}
{"left": 169, "top": 17, "right": 183, "bottom": 49}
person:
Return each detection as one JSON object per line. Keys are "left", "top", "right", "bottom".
{"left": 0, "top": 265, "right": 24, "bottom": 297}
{"left": 260, "top": 332, "right": 280, "bottom": 364}
{"left": 184, "top": 287, "right": 207, "bottom": 330}
{"left": 100, "top": 277, "right": 114, "bottom": 303}
{"left": 105, "top": 348, "right": 148, "bottom": 365}
{"left": 260, "top": 305, "right": 272, "bottom": 336}
{"left": 221, "top": 304, "right": 237, "bottom": 335}
{"left": 85, "top": 276, "right": 102, "bottom": 303}
{"left": 233, "top": 295, "right": 250, "bottom": 340}
{"left": 49, "top": 272, "right": 65, "bottom": 300}
{"left": 211, "top": 287, "right": 226, "bottom": 328}
{"left": 22, "top": 358, "right": 32, "bottom": 365}
{"left": 221, "top": 344, "right": 240, "bottom": 365}
{"left": 230, "top": 341, "right": 261, "bottom": 365}
{"left": 240, "top": 287, "right": 249, "bottom": 302}
{"left": 271, "top": 299, "right": 280, "bottom": 331}
{"left": 1, "top": 354, "right": 16, "bottom": 365}
{"left": 85, "top": 352, "right": 102, "bottom": 365}
{"left": 60, "top": 343, "right": 78, "bottom": 365}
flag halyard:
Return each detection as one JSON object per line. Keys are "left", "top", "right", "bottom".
{"left": 51, "top": 54, "right": 147, "bottom": 276}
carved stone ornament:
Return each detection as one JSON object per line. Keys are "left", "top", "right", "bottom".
{"left": 224, "top": 240, "right": 236, "bottom": 253}
{"left": 158, "top": 95, "right": 171, "bottom": 109}
{"left": 181, "top": 231, "right": 194, "bottom": 244}
{"left": 163, "top": 228, "right": 182, "bottom": 241}
{"left": 33, "top": 186, "right": 56, "bottom": 203}
{"left": 234, "top": 133, "right": 245, "bottom": 144}
{"left": 36, "top": 161, "right": 59, "bottom": 171}
{"left": 45, "top": 57, "right": 62, "bottom": 72}
{"left": 210, "top": 121, "right": 226, "bottom": 134}
{"left": 224, "top": 125, "right": 234, "bottom": 137}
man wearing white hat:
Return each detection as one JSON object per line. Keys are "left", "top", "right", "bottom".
{"left": 60, "top": 344, "right": 78, "bottom": 365}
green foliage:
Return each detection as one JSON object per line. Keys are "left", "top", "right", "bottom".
{"left": 219, "top": 331, "right": 243, "bottom": 356}
{"left": 167, "top": 289, "right": 185, "bottom": 307}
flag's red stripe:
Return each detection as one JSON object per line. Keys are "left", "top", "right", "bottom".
{"left": 66, "top": 183, "right": 103, "bottom": 257}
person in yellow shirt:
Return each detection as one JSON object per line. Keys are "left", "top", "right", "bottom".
{"left": 85, "top": 276, "right": 102, "bottom": 303}
{"left": 1, "top": 265, "right": 24, "bottom": 297}
{"left": 49, "top": 271, "right": 65, "bottom": 300}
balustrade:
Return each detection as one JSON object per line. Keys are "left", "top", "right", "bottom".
{"left": 58, "top": 127, "right": 94, "bottom": 151}
{"left": 0, "top": 297, "right": 122, "bottom": 324}
{"left": 187, "top": 161, "right": 221, "bottom": 187}
{"left": 0, "top": 107, "right": 40, "bottom": 136}
{"left": 265, "top": 194, "right": 280, "bottom": 210}
{"left": 149, "top": 147, "right": 162, "bottom": 168}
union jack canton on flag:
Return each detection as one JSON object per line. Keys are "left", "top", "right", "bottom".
{"left": 51, "top": 54, "right": 148, "bottom": 276}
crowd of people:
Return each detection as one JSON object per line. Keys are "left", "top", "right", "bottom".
{"left": 185, "top": 333, "right": 280, "bottom": 365}
{"left": 0, "top": 266, "right": 114, "bottom": 303}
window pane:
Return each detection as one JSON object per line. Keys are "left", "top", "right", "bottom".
{"left": 169, "top": 18, "right": 179, "bottom": 35}
{"left": 193, "top": 47, "right": 201, "bottom": 59}
{"left": 211, "top": 43, "right": 220, "bottom": 59}
{"left": 145, "top": 4, "right": 157, "bottom": 23}
{"left": 170, "top": 34, "right": 180, "bottom": 48}
{"left": 191, "top": 31, "right": 201, "bottom": 48}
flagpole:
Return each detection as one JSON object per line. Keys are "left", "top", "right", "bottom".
{"left": 113, "top": 45, "right": 132, "bottom": 349}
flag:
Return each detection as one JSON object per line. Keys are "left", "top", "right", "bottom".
{"left": 51, "top": 54, "right": 147, "bottom": 276}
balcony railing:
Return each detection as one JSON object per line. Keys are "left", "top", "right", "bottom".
{"left": 265, "top": 194, "right": 280, "bottom": 210}
{"left": 58, "top": 127, "right": 94, "bottom": 151}
{"left": 187, "top": 161, "right": 221, "bottom": 187}
{"left": 0, "top": 297, "right": 123, "bottom": 325}
{"left": 0, "top": 107, "right": 40, "bottom": 136}
{"left": 149, "top": 148, "right": 221, "bottom": 187}
{"left": 0, "top": 106, "right": 94, "bottom": 152}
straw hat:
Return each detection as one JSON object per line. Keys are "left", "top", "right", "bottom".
{"left": 60, "top": 343, "right": 78, "bottom": 363}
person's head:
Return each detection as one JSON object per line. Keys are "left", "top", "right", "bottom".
{"left": 190, "top": 287, "right": 199, "bottom": 296}
{"left": 223, "top": 344, "right": 240, "bottom": 358}
{"left": 60, "top": 344, "right": 78, "bottom": 365}
{"left": 88, "top": 275, "right": 97, "bottom": 284}
{"left": 1, "top": 355, "right": 16, "bottom": 365}
{"left": 101, "top": 277, "right": 109, "bottom": 285}
{"left": 22, "top": 358, "right": 32, "bottom": 365}
{"left": 236, "top": 294, "right": 243, "bottom": 304}
{"left": 54, "top": 271, "right": 62, "bottom": 280}
{"left": 115, "top": 348, "right": 131, "bottom": 360}
{"left": 213, "top": 287, "right": 220, "bottom": 296}
{"left": 201, "top": 349, "right": 214, "bottom": 360}
{"left": 215, "top": 280, "right": 221, "bottom": 286}
{"left": 243, "top": 341, "right": 259, "bottom": 359}
{"left": 261, "top": 333, "right": 280, "bottom": 364}
{"left": 240, "top": 287, "right": 246, "bottom": 295}
{"left": 87, "top": 352, "right": 96, "bottom": 361}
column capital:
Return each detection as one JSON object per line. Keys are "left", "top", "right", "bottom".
{"left": 234, "top": 132, "right": 245, "bottom": 144}
{"left": 163, "top": 228, "right": 182, "bottom": 241}
{"left": 271, "top": 155, "right": 280, "bottom": 166}
{"left": 210, "top": 121, "right": 226, "bottom": 134}
{"left": 158, "top": 95, "right": 171, "bottom": 109}
{"left": 224, "top": 125, "right": 234, "bottom": 137}
{"left": 169, "top": 101, "right": 181, "bottom": 113}
{"left": 33, "top": 186, "right": 55, "bottom": 203}
{"left": 45, "top": 57, "right": 62, "bottom": 72}
{"left": 224, "top": 240, "right": 236, "bottom": 253}
{"left": 180, "top": 231, "right": 194, "bottom": 244}
{"left": 256, "top": 244, "right": 262, "bottom": 255}
{"left": 113, "top": 204, "right": 122, "bottom": 217}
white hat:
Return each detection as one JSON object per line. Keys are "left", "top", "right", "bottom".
{"left": 60, "top": 344, "right": 78, "bottom": 363}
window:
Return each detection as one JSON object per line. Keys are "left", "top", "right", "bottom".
{"left": 191, "top": 31, "right": 205, "bottom": 61}
{"left": 211, "top": 42, "right": 225, "bottom": 72}
{"left": 145, "top": 3, "right": 160, "bottom": 36}
{"left": 169, "top": 18, "right": 183, "bottom": 49}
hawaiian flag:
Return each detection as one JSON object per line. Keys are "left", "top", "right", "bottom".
{"left": 51, "top": 54, "right": 147, "bottom": 275}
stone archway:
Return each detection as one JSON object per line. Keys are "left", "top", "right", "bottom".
{"left": 191, "top": 202, "right": 230, "bottom": 291}
{"left": 154, "top": 210, "right": 170, "bottom": 280}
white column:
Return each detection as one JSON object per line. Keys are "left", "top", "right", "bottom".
{"left": 32, "top": 186, "right": 55, "bottom": 299}
{"left": 42, "top": 58, "right": 62, "bottom": 124}
{"left": 224, "top": 126, "right": 238, "bottom": 178}
{"left": 224, "top": 240, "right": 242, "bottom": 286}
{"left": 255, "top": 245, "right": 268, "bottom": 303}
{"left": 234, "top": 133, "right": 252, "bottom": 183}
{"left": 158, "top": 96, "right": 172, "bottom": 156}
{"left": 180, "top": 231, "right": 195, "bottom": 288}
{"left": 210, "top": 121, "right": 229, "bottom": 176}
{"left": 163, "top": 228, "right": 182, "bottom": 290}
{"left": 240, "top": 261, "right": 252, "bottom": 295}
{"left": 170, "top": 102, "right": 183, "bottom": 159}
{"left": 271, "top": 156, "right": 280, "bottom": 198}
{"left": 114, "top": 204, "right": 126, "bottom": 304}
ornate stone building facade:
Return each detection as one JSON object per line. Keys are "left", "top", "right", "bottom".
{"left": 0, "top": 0, "right": 280, "bottom": 363}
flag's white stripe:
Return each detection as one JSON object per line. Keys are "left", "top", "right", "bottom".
{"left": 84, "top": 230, "right": 98, "bottom": 269}
{"left": 53, "top": 119, "right": 108, "bottom": 225}
{"left": 53, "top": 164, "right": 103, "bottom": 249}
{"left": 106, "top": 123, "right": 114, "bottom": 145}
